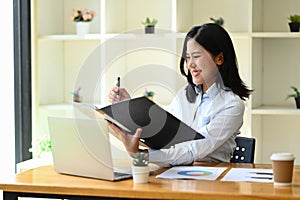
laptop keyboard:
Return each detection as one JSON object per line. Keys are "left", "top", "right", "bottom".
{"left": 114, "top": 171, "right": 132, "bottom": 180}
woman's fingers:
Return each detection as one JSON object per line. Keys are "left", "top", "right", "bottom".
{"left": 108, "top": 87, "right": 131, "bottom": 103}
{"left": 108, "top": 87, "right": 120, "bottom": 103}
{"left": 107, "top": 122, "right": 143, "bottom": 157}
{"left": 133, "top": 128, "right": 142, "bottom": 139}
{"left": 125, "top": 128, "right": 143, "bottom": 156}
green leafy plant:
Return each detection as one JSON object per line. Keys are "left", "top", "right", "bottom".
{"left": 71, "top": 87, "right": 81, "bottom": 102}
{"left": 141, "top": 17, "right": 158, "bottom": 27}
{"left": 210, "top": 17, "right": 224, "bottom": 26}
{"left": 288, "top": 14, "right": 300, "bottom": 23}
{"left": 144, "top": 89, "right": 155, "bottom": 97}
{"left": 29, "top": 136, "right": 52, "bottom": 158}
{"left": 286, "top": 86, "right": 300, "bottom": 99}
{"left": 132, "top": 152, "right": 149, "bottom": 167}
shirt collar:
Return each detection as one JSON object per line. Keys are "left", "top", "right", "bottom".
{"left": 194, "top": 85, "right": 202, "bottom": 96}
{"left": 194, "top": 82, "right": 221, "bottom": 99}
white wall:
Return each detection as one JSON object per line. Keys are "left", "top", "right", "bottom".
{"left": 0, "top": 0, "right": 15, "bottom": 184}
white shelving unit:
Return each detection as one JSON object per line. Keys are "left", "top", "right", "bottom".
{"left": 32, "top": 0, "right": 300, "bottom": 164}
{"left": 251, "top": 0, "right": 300, "bottom": 164}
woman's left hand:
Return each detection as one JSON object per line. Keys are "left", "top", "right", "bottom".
{"left": 108, "top": 122, "right": 143, "bottom": 158}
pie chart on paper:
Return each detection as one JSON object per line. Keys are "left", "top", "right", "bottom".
{"left": 177, "top": 170, "right": 213, "bottom": 176}
{"left": 156, "top": 166, "right": 227, "bottom": 180}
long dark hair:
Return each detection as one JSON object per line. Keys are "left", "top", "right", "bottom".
{"left": 180, "top": 23, "right": 252, "bottom": 102}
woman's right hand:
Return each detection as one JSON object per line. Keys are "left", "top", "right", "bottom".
{"left": 107, "top": 122, "right": 144, "bottom": 158}
{"left": 108, "top": 86, "right": 131, "bottom": 103}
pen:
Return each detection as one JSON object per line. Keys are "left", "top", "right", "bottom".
{"left": 116, "top": 77, "right": 120, "bottom": 96}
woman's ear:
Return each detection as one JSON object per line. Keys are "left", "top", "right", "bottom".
{"left": 214, "top": 52, "right": 224, "bottom": 66}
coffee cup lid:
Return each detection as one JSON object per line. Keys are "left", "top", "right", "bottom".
{"left": 270, "top": 153, "right": 295, "bottom": 161}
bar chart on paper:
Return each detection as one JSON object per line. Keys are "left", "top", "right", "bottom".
{"left": 221, "top": 168, "right": 273, "bottom": 183}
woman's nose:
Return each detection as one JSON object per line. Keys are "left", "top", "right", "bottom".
{"left": 187, "top": 59, "right": 195, "bottom": 69}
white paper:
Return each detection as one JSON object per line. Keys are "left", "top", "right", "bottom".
{"left": 221, "top": 168, "right": 273, "bottom": 183}
{"left": 73, "top": 102, "right": 132, "bottom": 132}
{"left": 156, "top": 166, "right": 227, "bottom": 180}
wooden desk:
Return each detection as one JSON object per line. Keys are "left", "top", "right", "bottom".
{"left": 1, "top": 162, "right": 300, "bottom": 200}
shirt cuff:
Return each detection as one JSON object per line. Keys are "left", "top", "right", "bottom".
{"left": 148, "top": 149, "right": 171, "bottom": 168}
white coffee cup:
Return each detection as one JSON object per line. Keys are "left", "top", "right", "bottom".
{"left": 270, "top": 153, "right": 295, "bottom": 187}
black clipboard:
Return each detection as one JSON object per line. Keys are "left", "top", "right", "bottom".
{"left": 98, "top": 96, "right": 205, "bottom": 149}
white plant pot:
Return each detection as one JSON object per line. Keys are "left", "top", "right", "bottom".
{"left": 132, "top": 165, "right": 149, "bottom": 184}
{"left": 76, "top": 22, "right": 90, "bottom": 36}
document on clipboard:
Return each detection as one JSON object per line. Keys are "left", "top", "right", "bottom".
{"left": 75, "top": 96, "right": 205, "bottom": 149}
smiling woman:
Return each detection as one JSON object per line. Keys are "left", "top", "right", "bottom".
{"left": 185, "top": 39, "right": 222, "bottom": 92}
{"left": 108, "top": 24, "right": 253, "bottom": 168}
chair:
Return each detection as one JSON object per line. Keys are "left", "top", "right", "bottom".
{"left": 230, "top": 136, "right": 256, "bottom": 163}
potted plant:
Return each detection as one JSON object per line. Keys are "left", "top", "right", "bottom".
{"left": 286, "top": 86, "right": 300, "bottom": 109}
{"left": 210, "top": 17, "right": 224, "bottom": 26}
{"left": 71, "top": 87, "right": 82, "bottom": 102}
{"left": 132, "top": 152, "right": 149, "bottom": 183}
{"left": 71, "top": 8, "right": 96, "bottom": 35}
{"left": 288, "top": 14, "right": 300, "bottom": 32}
{"left": 144, "top": 89, "right": 155, "bottom": 101}
{"left": 141, "top": 17, "right": 158, "bottom": 34}
{"left": 29, "top": 136, "right": 52, "bottom": 159}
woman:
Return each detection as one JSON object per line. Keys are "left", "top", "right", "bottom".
{"left": 108, "top": 23, "right": 252, "bottom": 167}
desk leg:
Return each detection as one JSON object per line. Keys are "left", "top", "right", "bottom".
{"left": 3, "top": 192, "right": 18, "bottom": 200}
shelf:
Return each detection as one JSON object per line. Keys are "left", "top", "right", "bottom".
{"left": 229, "top": 32, "right": 250, "bottom": 39}
{"left": 104, "top": 32, "right": 250, "bottom": 40}
{"left": 38, "top": 34, "right": 102, "bottom": 41}
{"left": 38, "top": 32, "right": 251, "bottom": 41}
{"left": 39, "top": 33, "right": 183, "bottom": 41}
{"left": 105, "top": 33, "right": 184, "bottom": 40}
{"left": 252, "top": 105, "right": 300, "bottom": 115}
{"left": 252, "top": 32, "right": 300, "bottom": 38}
{"left": 40, "top": 103, "right": 103, "bottom": 110}
{"left": 39, "top": 103, "right": 74, "bottom": 110}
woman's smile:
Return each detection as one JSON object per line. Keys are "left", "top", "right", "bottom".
{"left": 191, "top": 69, "right": 201, "bottom": 77}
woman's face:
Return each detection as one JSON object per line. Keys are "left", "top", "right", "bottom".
{"left": 185, "top": 39, "right": 220, "bottom": 91}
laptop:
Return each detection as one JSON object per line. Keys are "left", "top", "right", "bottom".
{"left": 48, "top": 116, "right": 133, "bottom": 181}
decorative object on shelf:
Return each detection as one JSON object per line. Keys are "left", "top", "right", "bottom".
{"left": 141, "top": 17, "right": 158, "bottom": 34}
{"left": 132, "top": 152, "right": 150, "bottom": 184}
{"left": 288, "top": 14, "right": 300, "bottom": 32}
{"left": 144, "top": 89, "right": 155, "bottom": 100}
{"left": 71, "top": 8, "right": 96, "bottom": 36}
{"left": 286, "top": 86, "right": 300, "bottom": 109}
{"left": 210, "top": 17, "right": 224, "bottom": 26}
{"left": 29, "top": 136, "right": 52, "bottom": 159}
{"left": 76, "top": 22, "right": 90, "bottom": 36}
{"left": 71, "top": 87, "right": 82, "bottom": 102}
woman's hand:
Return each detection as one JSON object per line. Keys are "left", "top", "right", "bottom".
{"left": 108, "top": 122, "right": 144, "bottom": 158}
{"left": 108, "top": 86, "right": 131, "bottom": 103}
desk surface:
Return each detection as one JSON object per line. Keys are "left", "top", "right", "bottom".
{"left": 1, "top": 162, "right": 300, "bottom": 200}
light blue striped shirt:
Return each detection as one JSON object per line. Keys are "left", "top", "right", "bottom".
{"left": 148, "top": 83, "right": 245, "bottom": 167}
